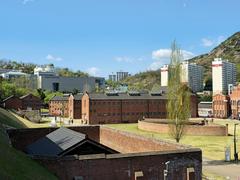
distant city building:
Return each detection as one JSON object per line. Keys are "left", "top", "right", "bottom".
{"left": 116, "top": 71, "right": 129, "bottom": 81}
{"left": 160, "top": 65, "right": 168, "bottom": 86}
{"left": 212, "top": 58, "right": 236, "bottom": 95}
{"left": 160, "top": 62, "right": 204, "bottom": 92}
{"left": 34, "top": 64, "right": 105, "bottom": 92}
{"left": 0, "top": 71, "right": 28, "bottom": 79}
{"left": 109, "top": 74, "right": 116, "bottom": 82}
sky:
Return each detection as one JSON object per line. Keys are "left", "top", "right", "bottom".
{"left": 0, "top": 0, "right": 240, "bottom": 78}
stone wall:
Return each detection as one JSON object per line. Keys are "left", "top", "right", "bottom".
{"left": 138, "top": 120, "right": 228, "bottom": 136}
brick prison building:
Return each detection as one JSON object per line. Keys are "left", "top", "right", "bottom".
{"left": 229, "top": 84, "right": 240, "bottom": 119}
{"left": 212, "top": 94, "right": 231, "bottom": 118}
{"left": 81, "top": 91, "right": 198, "bottom": 124}
{"left": 49, "top": 94, "right": 70, "bottom": 117}
{"left": 49, "top": 94, "right": 83, "bottom": 119}
{"left": 1, "top": 94, "right": 42, "bottom": 110}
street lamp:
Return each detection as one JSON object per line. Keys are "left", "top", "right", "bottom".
{"left": 234, "top": 123, "right": 238, "bottom": 163}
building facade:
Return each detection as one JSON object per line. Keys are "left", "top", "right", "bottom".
{"left": 49, "top": 95, "right": 70, "bottom": 117}
{"left": 108, "top": 74, "right": 116, "bottom": 82}
{"left": 68, "top": 94, "right": 82, "bottom": 119}
{"left": 160, "top": 62, "right": 203, "bottom": 92}
{"left": 1, "top": 96, "right": 23, "bottom": 110}
{"left": 212, "top": 58, "right": 236, "bottom": 95}
{"left": 116, "top": 71, "right": 129, "bottom": 81}
{"left": 212, "top": 94, "right": 230, "bottom": 118}
{"left": 81, "top": 92, "right": 198, "bottom": 124}
{"left": 160, "top": 65, "right": 168, "bottom": 86}
{"left": 229, "top": 84, "right": 240, "bottom": 119}
{"left": 181, "top": 61, "right": 204, "bottom": 93}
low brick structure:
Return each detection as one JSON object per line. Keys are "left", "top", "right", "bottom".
{"left": 68, "top": 94, "right": 82, "bottom": 119}
{"left": 212, "top": 94, "right": 230, "bottom": 118}
{"left": 1, "top": 94, "right": 42, "bottom": 110}
{"left": 49, "top": 95, "right": 70, "bottom": 117}
{"left": 7, "top": 126, "right": 202, "bottom": 180}
{"left": 138, "top": 119, "right": 228, "bottom": 136}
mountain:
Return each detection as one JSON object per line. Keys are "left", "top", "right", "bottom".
{"left": 190, "top": 31, "right": 240, "bottom": 81}
{"left": 121, "top": 70, "right": 161, "bottom": 91}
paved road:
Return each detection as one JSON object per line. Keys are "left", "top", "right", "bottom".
{"left": 203, "top": 158, "right": 240, "bottom": 179}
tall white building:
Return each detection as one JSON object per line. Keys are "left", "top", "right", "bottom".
{"left": 181, "top": 61, "right": 204, "bottom": 93}
{"left": 212, "top": 58, "right": 236, "bottom": 95}
{"left": 160, "top": 65, "right": 168, "bottom": 86}
{"left": 160, "top": 62, "right": 204, "bottom": 92}
{"left": 116, "top": 71, "right": 129, "bottom": 81}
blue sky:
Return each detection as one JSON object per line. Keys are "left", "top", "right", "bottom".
{"left": 0, "top": 0, "right": 239, "bottom": 78}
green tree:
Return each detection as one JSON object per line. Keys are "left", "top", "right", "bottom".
{"left": 167, "top": 41, "right": 191, "bottom": 143}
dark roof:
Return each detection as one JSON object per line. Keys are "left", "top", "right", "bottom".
{"left": 26, "top": 127, "right": 86, "bottom": 156}
{"left": 73, "top": 93, "right": 83, "bottom": 100}
{"left": 50, "top": 96, "right": 69, "bottom": 101}
{"left": 89, "top": 92, "right": 167, "bottom": 100}
{"left": 25, "top": 127, "right": 117, "bottom": 157}
{"left": 2, "top": 95, "right": 16, "bottom": 102}
{"left": 198, "top": 102, "right": 212, "bottom": 109}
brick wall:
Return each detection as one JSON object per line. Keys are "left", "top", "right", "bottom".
{"left": 35, "top": 149, "right": 202, "bottom": 180}
{"left": 138, "top": 120, "right": 228, "bottom": 136}
{"left": 99, "top": 126, "right": 188, "bottom": 153}
{"left": 7, "top": 126, "right": 100, "bottom": 151}
{"left": 21, "top": 94, "right": 42, "bottom": 110}
{"left": 212, "top": 94, "right": 230, "bottom": 118}
{"left": 2, "top": 96, "right": 22, "bottom": 110}
{"left": 230, "top": 84, "right": 240, "bottom": 119}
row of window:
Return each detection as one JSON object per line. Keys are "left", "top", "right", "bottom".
{"left": 93, "top": 112, "right": 166, "bottom": 116}
{"left": 90, "top": 101, "right": 165, "bottom": 106}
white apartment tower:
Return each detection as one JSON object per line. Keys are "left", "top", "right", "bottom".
{"left": 160, "top": 62, "right": 203, "bottom": 92}
{"left": 181, "top": 61, "right": 204, "bottom": 93}
{"left": 212, "top": 58, "right": 236, "bottom": 95}
{"left": 160, "top": 65, "right": 168, "bottom": 86}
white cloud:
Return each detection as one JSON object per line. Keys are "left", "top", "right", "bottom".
{"left": 87, "top": 67, "right": 100, "bottom": 76}
{"left": 22, "top": 0, "right": 34, "bottom": 5}
{"left": 201, "top": 36, "right": 226, "bottom": 47}
{"left": 115, "top": 56, "right": 144, "bottom": 63}
{"left": 149, "top": 48, "right": 194, "bottom": 71}
{"left": 46, "top": 54, "right": 63, "bottom": 62}
{"left": 152, "top": 48, "right": 194, "bottom": 61}
{"left": 201, "top": 38, "right": 214, "bottom": 47}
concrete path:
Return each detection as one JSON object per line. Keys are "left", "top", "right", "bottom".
{"left": 203, "top": 158, "right": 240, "bottom": 179}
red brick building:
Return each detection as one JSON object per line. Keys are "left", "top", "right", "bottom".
{"left": 68, "top": 94, "right": 82, "bottom": 119}
{"left": 2, "top": 95, "right": 22, "bottom": 110}
{"left": 81, "top": 92, "right": 198, "bottom": 124}
{"left": 229, "top": 84, "right": 240, "bottom": 119}
{"left": 1, "top": 94, "right": 42, "bottom": 110}
{"left": 212, "top": 94, "right": 230, "bottom": 118}
{"left": 20, "top": 94, "right": 42, "bottom": 110}
{"left": 49, "top": 95, "right": 70, "bottom": 117}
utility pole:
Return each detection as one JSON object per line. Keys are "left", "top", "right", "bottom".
{"left": 234, "top": 123, "right": 238, "bottom": 163}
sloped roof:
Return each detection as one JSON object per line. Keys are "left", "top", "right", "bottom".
{"left": 50, "top": 96, "right": 69, "bottom": 101}
{"left": 25, "top": 127, "right": 117, "bottom": 157}
{"left": 2, "top": 95, "right": 16, "bottom": 102}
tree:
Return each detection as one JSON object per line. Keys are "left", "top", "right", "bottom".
{"left": 167, "top": 41, "right": 191, "bottom": 143}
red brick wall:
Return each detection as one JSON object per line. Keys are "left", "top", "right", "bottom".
{"left": 230, "top": 85, "right": 240, "bottom": 119}
{"left": 99, "top": 127, "right": 187, "bottom": 153}
{"left": 3, "top": 96, "right": 22, "bottom": 110}
{"left": 21, "top": 94, "right": 42, "bottom": 110}
{"left": 86, "top": 96, "right": 197, "bottom": 124}
{"left": 81, "top": 94, "right": 90, "bottom": 123}
{"left": 49, "top": 100, "right": 69, "bottom": 117}
{"left": 35, "top": 150, "right": 202, "bottom": 180}
{"left": 138, "top": 120, "right": 228, "bottom": 136}
{"left": 212, "top": 94, "right": 230, "bottom": 118}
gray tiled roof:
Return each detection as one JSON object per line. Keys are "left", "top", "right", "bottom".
{"left": 51, "top": 96, "right": 69, "bottom": 101}
{"left": 73, "top": 93, "right": 83, "bottom": 100}
{"left": 89, "top": 93, "right": 167, "bottom": 100}
{"left": 26, "top": 127, "right": 86, "bottom": 156}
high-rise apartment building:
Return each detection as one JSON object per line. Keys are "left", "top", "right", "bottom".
{"left": 116, "top": 71, "right": 129, "bottom": 81}
{"left": 212, "top": 58, "right": 236, "bottom": 95}
{"left": 181, "top": 61, "right": 204, "bottom": 93}
{"left": 109, "top": 74, "right": 117, "bottom": 82}
{"left": 160, "top": 65, "right": 168, "bottom": 86}
{"left": 160, "top": 62, "right": 203, "bottom": 92}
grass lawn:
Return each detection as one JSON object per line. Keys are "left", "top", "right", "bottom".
{"left": 0, "top": 108, "right": 57, "bottom": 180}
{"left": 107, "top": 120, "right": 240, "bottom": 161}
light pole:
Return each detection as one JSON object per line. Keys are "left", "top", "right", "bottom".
{"left": 234, "top": 123, "right": 238, "bottom": 162}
